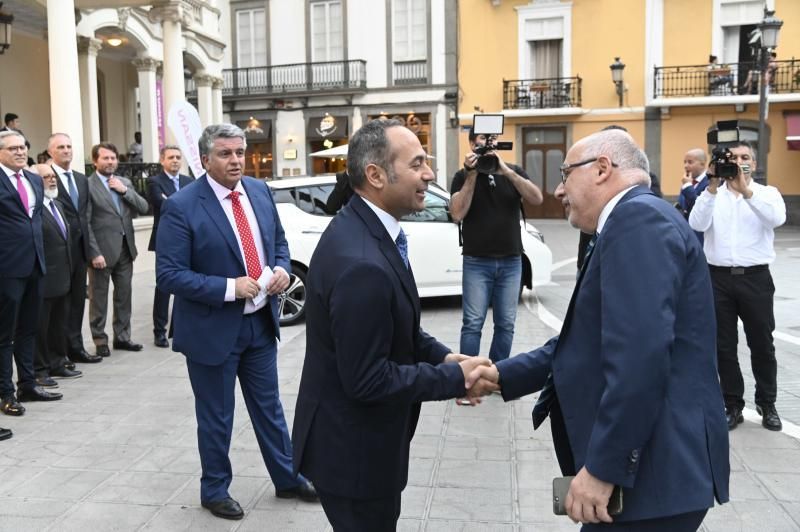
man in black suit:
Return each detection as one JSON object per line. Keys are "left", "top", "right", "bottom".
{"left": 291, "top": 119, "right": 495, "bottom": 530}
{"left": 0, "top": 131, "right": 62, "bottom": 421}
{"left": 31, "top": 165, "right": 83, "bottom": 387}
{"left": 49, "top": 133, "right": 102, "bottom": 365}
{"left": 147, "top": 145, "right": 194, "bottom": 348}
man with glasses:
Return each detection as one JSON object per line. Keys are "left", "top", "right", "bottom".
{"left": 449, "top": 127, "right": 543, "bottom": 365}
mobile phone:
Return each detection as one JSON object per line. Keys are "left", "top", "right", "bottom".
{"left": 552, "top": 476, "right": 623, "bottom": 516}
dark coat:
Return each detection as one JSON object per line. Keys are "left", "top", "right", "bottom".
{"left": 147, "top": 171, "right": 194, "bottom": 251}
{"left": 41, "top": 200, "right": 72, "bottom": 298}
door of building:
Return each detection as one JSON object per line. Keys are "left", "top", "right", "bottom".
{"left": 521, "top": 126, "right": 566, "bottom": 218}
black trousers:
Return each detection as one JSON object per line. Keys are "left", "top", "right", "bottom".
{"left": 152, "top": 285, "right": 171, "bottom": 336}
{"left": 0, "top": 274, "right": 42, "bottom": 397}
{"left": 66, "top": 256, "right": 88, "bottom": 355}
{"left": 710, "top": 266, "right": 777, "bottom": 410}
{"left": 35, "top": 294, "right": 69, "bottom": 376}
{"left": 317, "top": 489, "right": 402, "bottom": 532}
{"left": 582, "top": 509, "right": 707, "bottom": 531}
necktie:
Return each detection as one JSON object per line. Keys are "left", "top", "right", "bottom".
{"left": 692, "top": 177, "right": 698, "bottom": 186}
{"left": 395, "top": 229, "right": 409, "bottom": 269}
{"left": 172, "top": 176, "right": 180, "bottom": 192}
{"left": 14, "top": 173, "right": 30, "bottom": 215}
{"left": 65, "top": 171, "right": 79, "bottom": 210}
{"left": 107, "top": 176, "right": 121, "bottom": 213}
{"left": 228, "top": 191, "right": 263, "bottom": 280}
{"left": 533, "top": 233, "right": 598, "bottom": 429}
{"left": 50, "top": 202, "right": 67, "bottom": 239}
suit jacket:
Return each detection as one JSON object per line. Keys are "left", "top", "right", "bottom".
{"left": 292, "top": 195, "right": 464, "bottom": 500}
{"left": 147, "top": 171, "right": 194, "bottom": 251}
{"left": 0, "top": 168, "right": 45, "bottom": 277}
{"left": 155, "top": 175, "right": 290, "bottom": 366}
{"left": 41, "top": 200, "right": 72, "bottom": 298}
{"left": 677, "top": 174, "right": 709, "bottom": 244}
{"left": 54, "top": 167, "right": 90, "bottom": 263}
{"left": 496, "top": 186, "right": 729, "bottom": 522}
{"left": 86, "top": 173, "right": 149, "bottom": 266}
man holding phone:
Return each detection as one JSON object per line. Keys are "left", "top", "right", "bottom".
{"left": 689, "top": 141, "right": 786, "bottom": 432}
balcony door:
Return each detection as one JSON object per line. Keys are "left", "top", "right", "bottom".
{"left": 522, "top": 127, "right": 566, "bottom": 219}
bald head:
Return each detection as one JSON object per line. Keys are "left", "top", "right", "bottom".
{"left": 573, "top": 129, "right": 651, "bottom": 187}
{"left": 48, "top": 133, "right": 73, "bottom": 169}
{"left": 683, "top": 148, "right": 707, "bottom": 179}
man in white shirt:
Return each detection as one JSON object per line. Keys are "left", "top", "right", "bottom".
{"left": 689, "top": 141, "right": 787, "bottom": 432}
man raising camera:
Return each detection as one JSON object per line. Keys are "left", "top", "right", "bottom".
{"left": 450, "top": 128, "right": 543, "bottom": 365}
{"left": 689, "top": 141, "right": 786, "bottom": 432}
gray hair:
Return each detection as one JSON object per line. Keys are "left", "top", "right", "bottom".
{"left": 47, "top": 132, "right": 71, "bottom": 147}
{"left": 160, "top": 144, "right": 182, "bottom": 157}
{"left": 580, "top": 129, "right": 651, "bottom": 187}
{"left": 0, "top": 130, "right": 25, "bottom": 150}
{"left": 347, "top": 119, "right": 404, "bottom": 188}
{"left": 198, "top": 124, "right": 246, "bottom": 156}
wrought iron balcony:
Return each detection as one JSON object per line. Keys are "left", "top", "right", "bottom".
{"left": 654, "top": 59, "right": 800, "bottom": 98}
{"left": 503, "top": 77, "right": 582, "bottom": 110}
{"left": 393, "top": 60, "right": 428, "bottom": 86}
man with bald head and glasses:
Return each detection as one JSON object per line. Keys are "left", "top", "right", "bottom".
{"left": 469, "top": 129, "right": 730, "bottom": 530}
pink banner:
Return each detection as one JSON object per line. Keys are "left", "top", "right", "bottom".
{"left": 156, "top": 79, "right": 165, "bottom": 149}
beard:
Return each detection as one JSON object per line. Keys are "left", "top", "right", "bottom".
{"left": 44, "top": 187, "right": 59, "bottom": 200}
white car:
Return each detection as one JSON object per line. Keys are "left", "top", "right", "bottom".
{"left": 269, "top": 175, "right": 553, "bottom": 325}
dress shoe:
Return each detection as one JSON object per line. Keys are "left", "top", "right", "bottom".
{"left": 64, "top": 360, "right": 77, "bottom": 371}
{"left": 726, "top": 407, "right": 744, "bottom": 430}
{"left": 756, "top": 404, "right": 782, "bottom": 431}
{"left": 70, "top": 349, "right": 103, "bottom": 364}
{"left": 275, "top": 480, "right": 319, "bottom": 502}
{"left": 0, "top": 396, "right": 25, "bottom": 416}
{"left": 51, "top": 367, "right": 83, "bottom": 379}
{"left": 154, "top": 334, "right": 169, "bottom": 348}
{"left": 201, "top": 497, "right": 244, "bottom": 520}
{"left": 0, "top": 427, "right": 12, "bottom": 441}
{"left": 17, "top": 386, "right": 63, "bottom": 402}
{"left": 35, "top": 376, "right": 59, "bottom": 388}
{"left": 96, "top": 345, "right": 111, "bottom": 358}
{"left": 113, "top": 340, "right": 143, "bottom": 352}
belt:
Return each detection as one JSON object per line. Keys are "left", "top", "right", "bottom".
{"left": 708, "top": 264, "right": 768, "bottom": 275}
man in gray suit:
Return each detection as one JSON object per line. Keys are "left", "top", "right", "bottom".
{"left": 86, "top": 142, "right": 149, "bottom": 357}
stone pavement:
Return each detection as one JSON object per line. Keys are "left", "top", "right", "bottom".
{"left": 1, "top": 219, "right": 799, "bottom": 531}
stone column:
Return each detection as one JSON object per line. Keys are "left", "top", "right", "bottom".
{"left": 194, "top": 72, "right": 215, "bottom": 128}
{"left": 149, "top": 1, "right": 189, "bottom": 144}
{"left": 133, "top": 56, "right": 161, "bottom": 162}
{"left": 77, "top": 36, "right": 102, "bottom": 155}
{"left": 212, "top": 76, "right": 224, "bottom": 124}
{"left": 48, "top": 0, "right": 86, "bottom": 164}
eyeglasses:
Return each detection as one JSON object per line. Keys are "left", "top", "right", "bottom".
{"left": 559, "top": 157, "right": 619, "bottom": 184}
{"left": 2, "top": 146, "right": 27, "bottom": 153}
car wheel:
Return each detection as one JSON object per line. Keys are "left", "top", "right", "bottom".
{"left": 279, "top": 265, "right": 307, "bottom": 326}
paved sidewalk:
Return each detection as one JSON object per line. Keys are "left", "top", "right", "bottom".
{"left": 0, "top": 220, "right": 798, "bottom": 531}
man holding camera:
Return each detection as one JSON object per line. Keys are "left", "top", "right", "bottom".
{"left": 450, "top": 128, "right": 543, "bottom": 364}
{"left": 689, "top": 141, "right": 786, "bottom": 432}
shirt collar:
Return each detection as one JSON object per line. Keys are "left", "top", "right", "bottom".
{"left": 206, "top": 173, "right": 245, "bottom": 202}
{"left": 360, "top": 195, "right": 402, "bottom": 241}
{"left": 52, "top": 163, "right": 70, "bottom": 175}
{"left": 0, "top": 162, "right": 22, "bottom": 177}
{"left": 597, "top": 185, "right": 636, "bottom": 235}
{"left": 166, "top": 172, "right": 179, "bottom": 181}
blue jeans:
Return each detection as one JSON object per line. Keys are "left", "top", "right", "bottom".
{"left": 459, "top": 255, "right": 521, "bottom": 363}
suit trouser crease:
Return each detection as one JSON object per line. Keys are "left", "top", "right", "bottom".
{"left": 153, "top": 285, "right": 171, "bottom": 336}
{"left": 88, "top": 244, "right": 134, "bottom": 345}
{"left": 317, "top": 488, "right": 402, "bottom": 532}
{"left": 35, "top": 295, "right": 69, "bottom": 375}
{"left": 580, "top": 509, "right": 707, "bottom": 531}
{"left": 186, "top": 310, "right": 298, "bottom": 502}
{"left": 0, "top": 275, "right": 41, "bottom": 396}
{"left": 712, "top": 268, "right": 777, "bottom": 410}
{"left": 66, "top": 256, "right": 88, "bottom": 353}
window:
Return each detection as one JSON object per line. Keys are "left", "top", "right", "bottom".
{"left": 236, "top": 9, "right": 267, "bottom": 67}
{"left": 311, "top": 1, "right": 343, "bottom": 62}
{"left": 529, "top": 39, "right": 562, "bottom": 79}
{"left": 401, "top": 190, "right": 449, "bottom": 223}
{"left": 393, "top": 0, "right": 426, "bottom": 61}
{"left": 516, "top": 3, "right": 572, "bottom": 81}
{"left": 293, "top": 185, "right": 336, "bottom": 215}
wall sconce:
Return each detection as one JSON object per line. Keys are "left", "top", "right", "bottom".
{"left": 449, "top": 108, "right": 459, "bottom": 129}
{"left": 0, "top": 3, "right": 14, "bottom": 55}
{"left": 106, "top": 37, "right": 123, "bottom": 47}
{"left": 609, "top": 57, "right": 626, "bottom": 107}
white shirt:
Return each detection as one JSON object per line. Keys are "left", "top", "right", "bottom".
{"left": 53, "top": 163, "right": 77, "bottom": 202}
{"left": 361, "top": 195, "right": 402, "bottom": 242}
{"left": 681, "top": 171, "right": 707, "bottom": 190}
{"left": 596, "top": 186, "right": 636, "bottom": 235}
{"left": 1, "top": 163, "right": 36, "bottom": 217}
{"left": 689, "top": 180, "right": 786, "bottom": 266}
{"left": 206, "top": 174, "right": 269, "bottom": 314}
{"left": 43, "top": 196, "right": 67, "bottom": 232}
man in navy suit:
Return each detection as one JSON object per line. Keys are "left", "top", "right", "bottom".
{"left": 0, "top": 131, "right": 62, "bottom": 423}
{"left": 471, "top": 130, "right": 729, "bottom": 530}
{"left": 148, "top": 145, "right": 194, "bottom": 348}
{"left": 675, "top": 148, "right": 709, "bottom": 244}
{"left": 292, "top": 119, "right": 493, "bottom": 531}
{"left": 156, "top": 124, "right": 317, "bottom": 521}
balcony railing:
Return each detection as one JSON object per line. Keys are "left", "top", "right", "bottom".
{"left": 393, "top": 60, "right": 428, "bottom": 85}
{"left": 186, "top": 60, "right": 367, "bottom": 99}
{"left": 503, "top": 77, "right": 582, "bottom": 110}
{"left": 654, "top": 59, "right": 800, "bottom": 98}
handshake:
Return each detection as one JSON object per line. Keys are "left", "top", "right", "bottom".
{"left": 444, "top": 353, "right": 501, "bottom": 406}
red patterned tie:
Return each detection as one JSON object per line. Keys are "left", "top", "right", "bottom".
{"left": 228, "top": 191, "right": 263, "bottom": 280}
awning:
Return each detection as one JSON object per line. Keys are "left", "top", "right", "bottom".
{"left": 786, "top": 112, "right": 800, "bottom": 151}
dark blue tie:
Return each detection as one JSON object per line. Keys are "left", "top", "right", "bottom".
{"left": 65, "top": 171, "right": 79, "bottom": 210}
{"left": 533, "top": 232, "right": 598, "bottom": 429}
{"left": 395, "top": 229, "right": 409, "bottom": 269}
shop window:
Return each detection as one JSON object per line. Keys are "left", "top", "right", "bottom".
{"left": 368, "top": 112, "right": 431, "bottom": 155}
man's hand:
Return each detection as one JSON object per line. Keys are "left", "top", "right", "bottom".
{"left": 466, "top": 364, "right": 500, "bottom": 400}
{"left": 266, "top": 266, "right": 290, "bottom": 296}
{"left": 107, "top": 176, "right": 128, "bottom": 194}
{"left": 91, "top": 255, "right": 106, "bottom": 269}
{"left": 681, "top": 170, "right": 692, "bottom": 186}
{"left": 565, "top": 466, "right": 615, "bottom": 525}
{"left": 726, "top": 167, "right": 753, "bottom": 198}
{"left": 234, "top": 276, "right": 260, "bottom": 299}
{"left": 463, "top": 152, "right": 478, "bottom": 172}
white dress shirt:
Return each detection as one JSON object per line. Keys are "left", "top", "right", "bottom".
{"left": 53, "top": 163, "right": 77, "bottom": 202}
{"left": 43, "top": 196, "right": 67, "bottom": 235}
{"left": 1, "top": 162, "right": 36, "bottom": 217}
{"left": 688, "top": 180, "right": 786, "bottom": 266}
{"left": 207, "top": 174, "right": 269, "bottom": 314}
{"left": 596, "top": 185, "right": 636, "bottom": 235}
{"left": 361, "top": 195, "right": 402, "bottom": 242}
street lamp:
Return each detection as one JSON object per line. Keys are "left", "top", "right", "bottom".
{"left": 0, "top": 3, "right": 13, "bottom": 55}
{"left": 754, "top": 8, "right": 783, "bottom": 185}
{"left": 609, "top": 57, "right": 625, "bottom": 107}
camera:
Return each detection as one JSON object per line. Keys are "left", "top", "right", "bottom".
{"left": 706, "top": 120, "right": 749, "bottom": 179}
{"left": 472, "top": 114, "right": 512, "bottom": 174}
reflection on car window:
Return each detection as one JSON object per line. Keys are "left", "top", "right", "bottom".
{"left": 401, "top": 190, "right": 450, "bottom": 223}
{"left": 293, "top": 185, "right": 335, "bottom": 216}
{"left": 272, "top": 189, "right": 294, "bottom": 205}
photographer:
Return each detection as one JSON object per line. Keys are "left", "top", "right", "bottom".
{"left": 450, "top": 128, "right": 543, "bottom": 364}
{"left": 689, "top": 140, "right": 786, "bottom": 432}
